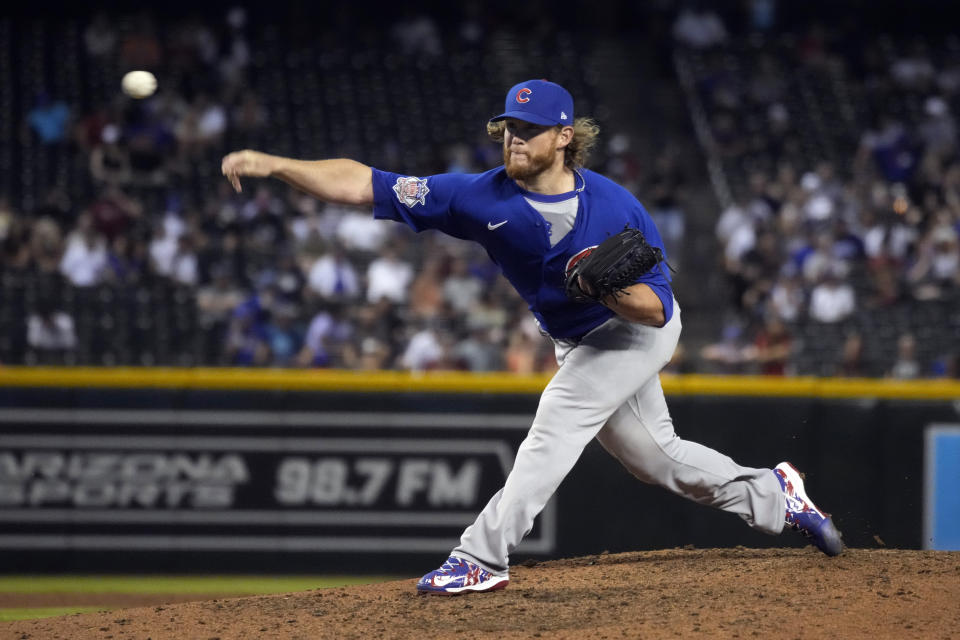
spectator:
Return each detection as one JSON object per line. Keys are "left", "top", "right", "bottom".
{"left": 219, "top": 7, "right": 252, "bottom": 88}
{"left": 736, "top": 228, "right": 782, "bottom": 316}
{"left": 306, "top": 247, "right": 360, "bottom": 300}
{"left": 232, "top": 92, "right": 268, "bottom": 137}
{"left": 800, "top": 232, "right": 845, "bottom": 285}
{"left": 200, "top": 229, "right": 248, "bottom": 286}
{"left": 265, "top": 304, "right": 302, "bottom": 367}
{"left": 83, "top": 12, "right": 117, "bottom": 58}
{"left": 837, "top": 331, "right": 867, "bottom": 377}
{"left": 931, "top": 352, "right": 960, "bottom": 378}
{"left": 457, "top": 0, "right": 485, "bottom": 46}
{"left": 74, "top": 102, "right": 112, "bottom": 150}
{"left": 700, "top": 321, "right": 750, "bottom": 373}
{"left": 125, "top": 106, "right": 173, "bottom": 186}
{"left": 243, "top": 186, "right": 287, "bottom": 255}
{"left": 863, "top": 207, "right": 919, "bottom": 269}
{"left": 344, "top": 301, "right": 400, "bottom": 368}
{"left": 445, "top": 144, "right": 476, "bottom": 174}
{"left": 89, "top": 125, "right": 132, "bottom": 186}
{"left": 400, "top": 324, "right": 445, "bottom": 371}
{"left": 808, "top": 267, "right": 856, "bottom": 324}
{"left": 918, "top": 96, "right": 956, "bottom": 156}
{"left": 366, "top": 246, "right": 414, "bottom": 304}
{"left": 168, "top": 234, "right": 200, "bottom": 287}
{"left": 504, "top": 328, "right": 537, "bottom": 374}
{"left": 408, "top": 256, "right": 446, "bottom": 320}
{"left": 715, "top": 193, "right": 754, "bottom": 259}
{"left": 118, "top": 13, "right": 161, "bottom": 69}
{"left": 194, "top": 93, "right": 229, "bottom": 146}
{"left": 0, "top": 199, "right": 16, "bottom": 259}
{"left": 105, "top": 235, "right": 147, "bottom": 286}
{"left": 33, "top": 188, "right": 74, "bottom": 231}
{"left": 26, "top": 299, "right": 77, "bottom": 357}
{"left": 88, "top": 186, "right": 142, "bottom": 243}
{"left": 742, "top": 315, "right": 793, "bottom": 376}
{"left": 769, "top": 269, "right": 805, "bottom": 323}
{"left": 288, "top": 194, "right": 327, "bottom": 251}
{"left": 355, "top": 336, "right": 393, "bottom": 370}
{"left": 27, "top": 93, "right": 71, "bottom": 144}
{"left": 454, "top": 327, "right": 502, "bottom": 372}
{"left": 672, "top": 2, "right": 728, "bottom": 49}
{"left": 269, "top": 253, "right": 307, "bottom": 305}
{"left": 390, "top": 11, "right": 442, "bottom": 57}
{"left": 858, "top": 116, "right": 920, "bottom": 183}
{"left": 60, "top": 214, "right": 108, "bottom": 287}
{"left": 443, "top": 257, "right": 484, "bottom": 314}
{"left": 467, "top": 288, "right": 509, "bottom": 334}
{"left": 337, "top": 208, "right": 388, "bottom": 253}
{"left": 224, "top": 303, "right": 270, "bottom": 366}
{"left": 888, "top": 333, "right": 920, "bottom": 379}
{"left": 906, "top": 223, "right": 959, "bottom": 301}
{"left": 29, "top": 217, "right": 64, "bottom": 275}
{"left": 832, "top": 219, "right": 866, "bottom": 263}
{"left": 197, "top": 265, "right": 244, "bottom": 357}
{"left": 605, "top": 132, "right": 641, "bottom": 192}
{"left": 647, "top": 151, "right": 687, "bottom": 263}
{"left": 148, "top": 220, "right": 179, "bottom": 279}
{"left": 889, "top": 41, "right": 935, "bottom": 90}
{"left": 296, "top": 305, "right": 353, "bottom": 368}
{"left": 866, "top": 263, "right": 903, "bottom": 308}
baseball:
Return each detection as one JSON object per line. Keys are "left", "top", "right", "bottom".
{"left": 121, "top": 70, "right": 157, "bottom": 99}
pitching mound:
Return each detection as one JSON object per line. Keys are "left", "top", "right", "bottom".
{"left": 5, "top": 548, "right": 959, "bottom": 639}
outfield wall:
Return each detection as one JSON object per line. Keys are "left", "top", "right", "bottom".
{"left": 1, "top": 368, "right": 958, "bottom": 573}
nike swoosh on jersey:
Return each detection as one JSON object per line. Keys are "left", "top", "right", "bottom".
{"left": 487, "top": 220, "right": 508, "bottom": 230}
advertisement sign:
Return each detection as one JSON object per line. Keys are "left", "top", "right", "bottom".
{"left": 0, "top": 409, "right": 555, "bottom": 555}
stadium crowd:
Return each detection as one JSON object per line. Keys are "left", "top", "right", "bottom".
{"left": 682, "top": 9, "right": 960, "bottom": 378}
{"left": 2, "top": 3, "right": 958, "bottom": 377}
{"left": 2, "top": 6, "right": 668, "bottom": 372}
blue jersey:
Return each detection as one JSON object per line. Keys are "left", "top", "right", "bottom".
{"left": 372, "top": 166, "right": 673, "bottom": 340}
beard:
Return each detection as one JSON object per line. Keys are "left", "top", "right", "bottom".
{"left": 503, "top": 143, "right": 557, "bottom": 181}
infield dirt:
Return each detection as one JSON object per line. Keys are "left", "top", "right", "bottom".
{"left": 3, "top": 547, "right": 959, "bottom": 640}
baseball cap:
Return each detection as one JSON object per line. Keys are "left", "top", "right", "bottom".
{"left": 489, "top": 79, "right": 574, "bottom": 126}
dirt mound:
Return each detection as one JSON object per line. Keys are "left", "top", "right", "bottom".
{"left": 4, "top": 548, "right": 959, "bottom": 640}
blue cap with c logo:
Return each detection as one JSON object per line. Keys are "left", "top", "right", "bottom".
{"left": 489, "top": 79, "right": 574, "bottom": 126}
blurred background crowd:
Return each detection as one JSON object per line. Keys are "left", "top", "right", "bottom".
{"left": 1, "top": 1, "right": 958, "bottom": 377}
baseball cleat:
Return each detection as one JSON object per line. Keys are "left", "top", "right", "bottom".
{"left": 774, "top": 462, "right": 844, "bottom": 557}
{"left": 416, "top": 555, "right": 509, "bottom": 595}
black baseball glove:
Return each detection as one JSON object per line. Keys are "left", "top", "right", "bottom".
{"left": 564, "top": 226, "right": 667, "bottom": 303}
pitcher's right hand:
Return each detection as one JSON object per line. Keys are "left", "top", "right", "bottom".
{"left": 221, "top": 150, "right": 275, "bottom": 193}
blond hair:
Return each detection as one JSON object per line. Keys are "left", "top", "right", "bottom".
{"left": 486, "top": 117, "right": 600, "bottom": 170}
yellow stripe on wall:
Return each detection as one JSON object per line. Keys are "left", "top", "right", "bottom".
{"left": 0, "top": 367, "right": 550, "bottom": 393}
{"left": 661, "top": 373, "right": 960, "bottom": 399}
{"left": 0, "top": 368, "right": 958, "bottom": 399}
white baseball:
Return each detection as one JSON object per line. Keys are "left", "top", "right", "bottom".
{"left": 121, "top": 70, "right": 157, "bottom": 99}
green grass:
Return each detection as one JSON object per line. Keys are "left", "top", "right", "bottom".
{"left": 0, "top": 575, "right": 393, "bottom": 595}
{"left": 1, "top": 607, "right": 105, "bottom": 622}
{"left": 0, "top": 575, "right": 398, "bottom": 622}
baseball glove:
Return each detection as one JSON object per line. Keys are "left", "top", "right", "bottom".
{"left": 564, "top": 226, "right": 666, "bottom": 303}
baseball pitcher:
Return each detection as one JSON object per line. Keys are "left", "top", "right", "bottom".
{"left": 221, "top": 79, "right": 843, "bottom": 595}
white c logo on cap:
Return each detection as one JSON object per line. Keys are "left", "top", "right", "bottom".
{"left": 516, "top": 88, "right": 531, "bottom": 103}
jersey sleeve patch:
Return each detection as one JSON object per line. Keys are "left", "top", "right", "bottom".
{"left": 393, "top": 176, "right": 430, "bottom": 208}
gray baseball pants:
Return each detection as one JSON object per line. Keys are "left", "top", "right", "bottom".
{"left": 453, "top": 301, "right": 786, "bottom": 574}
